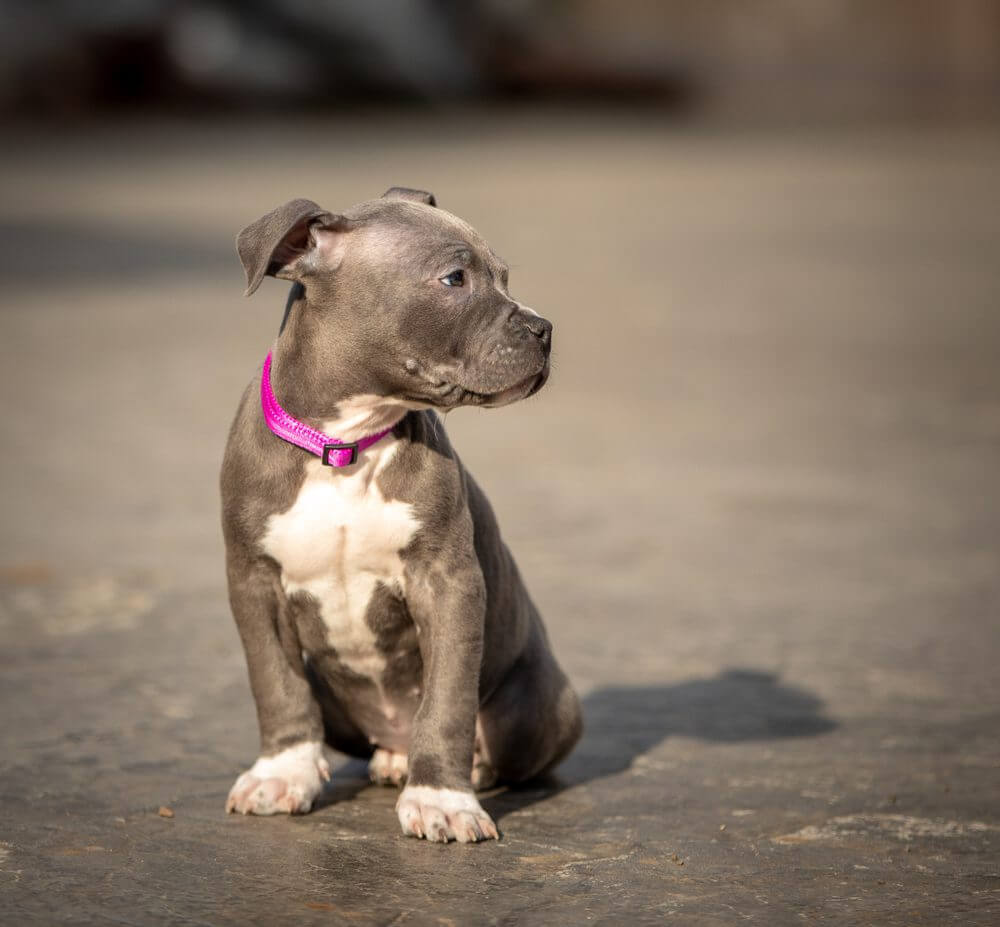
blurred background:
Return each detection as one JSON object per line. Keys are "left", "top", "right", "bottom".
{"left": 2, "top": 2, "right": 999, "bottom": 923}
{"left": 2, "top": 0, "right": 999, "bottom": 117}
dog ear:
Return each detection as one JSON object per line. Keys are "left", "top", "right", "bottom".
{"left": 236, "top": 199, "right": 349, "bottom": 296}
{"left": 382, "top": 187, "right": 437, "bottom": 207}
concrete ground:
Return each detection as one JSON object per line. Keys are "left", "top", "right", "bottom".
{"left": 1, "top": 111, "right": 998, "bottom": 925}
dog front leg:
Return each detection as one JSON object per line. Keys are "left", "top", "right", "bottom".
{"left": 396, "top": 562, "right": 498, "bottom": 843}
{"left": 225, "top": 554, "right": 329, "bottom": 815}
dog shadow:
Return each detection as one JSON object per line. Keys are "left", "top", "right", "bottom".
{"left": 481, "top": 667, "right": 837, "bottom": 823}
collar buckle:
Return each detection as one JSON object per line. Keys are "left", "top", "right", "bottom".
{"left": 322, "top": 442, "right": 359, "bottom": 467}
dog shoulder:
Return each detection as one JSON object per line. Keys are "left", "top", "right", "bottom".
{"left": 220, "top": 373, "right": 306, "bottom": 548}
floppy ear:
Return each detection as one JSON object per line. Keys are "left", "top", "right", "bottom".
{"left": 236, "top": 199, "right": 348, "bottom": 296}
{"left": 382, "top": 186, "right": 437, "bottom": 207}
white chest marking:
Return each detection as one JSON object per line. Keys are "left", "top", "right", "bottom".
{"left": 261, "top": 440, "right": 420, "bottom": 677}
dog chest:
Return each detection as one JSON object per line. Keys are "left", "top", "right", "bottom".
{"left": 260, "top": 449, "right": 420, "bottom": 675}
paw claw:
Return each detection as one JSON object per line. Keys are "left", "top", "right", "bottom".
{"left": 318, "top": 757, "right": 332, "bottom": 783}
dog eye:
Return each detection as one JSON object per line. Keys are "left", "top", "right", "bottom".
{"left": 440, "top": 269, "right": 465, "bottom": 287}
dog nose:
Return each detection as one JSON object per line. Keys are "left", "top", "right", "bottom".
{"left": 512, "top": 309, "right": 552, "bottom": 347}
{"left": 524, "top": 314, "right": 552, "bottom": 344}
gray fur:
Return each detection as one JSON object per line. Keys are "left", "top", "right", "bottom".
{"left": 221, "top": 190, "right": 580, "bottom": 839}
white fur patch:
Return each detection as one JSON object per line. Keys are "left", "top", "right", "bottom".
{"left": 320, "top": 397, "right": 417, "bottom": 443}
{"left": 245, "top": 741, "right": 329, "bottom": 780}
{"left": 399, "top": 785, "right": 483, "bottom": 814}
{"left": 261, "top": 439, "right": 420, "bottom": 678}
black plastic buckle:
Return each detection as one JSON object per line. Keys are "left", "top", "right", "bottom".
{"left": 322, "top": 442, "right": 359, "bottom": 466}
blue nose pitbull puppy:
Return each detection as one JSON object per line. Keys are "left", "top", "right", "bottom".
{"left": 221, "top": 188, "right": 582, "bottom": 843}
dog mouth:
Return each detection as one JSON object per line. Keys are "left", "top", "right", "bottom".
{"left": 406, "top": 361, "right": 549, "bottom": 409}
{"left": 466, "top": 369, "right": 546, "bottom": 407}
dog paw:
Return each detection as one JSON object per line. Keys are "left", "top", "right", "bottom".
{"left": 226, "top": 741, "right": 330, "bottom": 815}
{"left": 369, "top": 748, "right": 408, "bottom": 787}
{"left": 396, "top": 785, "right": 499, "bottom": 843}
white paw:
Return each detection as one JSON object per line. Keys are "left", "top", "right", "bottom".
{"left": 396, "top": 785, "right": 498, "bottom": 843}
{"left": 369, "top": 748, "right": 408, "bottom": 786}
{"left": 226, "top": 741, "right": 331, "bottom": 815}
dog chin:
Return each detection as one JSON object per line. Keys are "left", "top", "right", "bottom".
{"left": 477, "top": 369, "right": 547, "bottom": 408}
{"left": 455, "top": 359, "right": 549, "bottom": 409}
{"left": 405, "top": 361, "right": 548, "bottom": 411}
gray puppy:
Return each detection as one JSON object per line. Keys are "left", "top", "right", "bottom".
{"left": 221, "top": 188, "right": 581, "bottom": 843}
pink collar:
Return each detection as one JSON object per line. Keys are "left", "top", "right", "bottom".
{"left": 260, "top": 352, "right": 397, "bottom": 467}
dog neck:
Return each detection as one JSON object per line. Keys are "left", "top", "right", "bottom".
{"left": 269, "top": 290, "right": 410, "bottom": 444}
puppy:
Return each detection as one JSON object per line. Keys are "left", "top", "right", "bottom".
{"left": 221, "top": 188, "right": 581, "bottom": 842}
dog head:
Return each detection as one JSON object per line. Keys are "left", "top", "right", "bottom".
{"left": 237, "top": 188, "right": 551, "bottom": 409}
